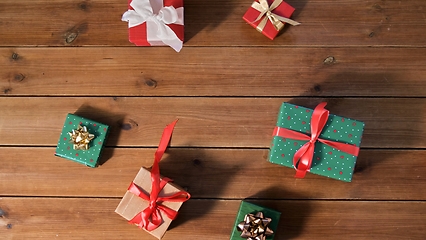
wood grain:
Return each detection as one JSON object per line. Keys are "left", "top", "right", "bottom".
{"left": 1, "top": 0, "right": 426, "bottom": 46}
{"left": 0, "top": 147, "right": 425, "bottom": 200}
{"left": 1, "top": 198, "right": 425, "bottom": 240}
{"left": 1, "top": 0, "right": 425, "bottom": 239}
{"left": 1, "top": 47, "right": 426, "bottom": 97}
{"left": 0, "top": 97, "right": 424, "bottom": 148}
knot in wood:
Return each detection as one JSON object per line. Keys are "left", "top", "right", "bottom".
{"left": 14, "top": 73, "right": 25, "bottom": 82}
{"left": 65, "top": 32, "right": 78, "bottom": 44}
{"left": 323, "top": 56, "right": 335, "bottom": 65}
{"left": 145, "top": 79, "right": 157, "bottom": 88}
{"left": 79, "top": 2, "right": 88, "bottom": 11}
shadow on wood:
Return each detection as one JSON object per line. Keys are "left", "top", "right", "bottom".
{"left": 162, "top": 148, "right": 241, "bottom": 230}
{"left": 184, "top": 0, "right": 236, "bottom": 42}
{"left": 276, "top": 0, "right": 307, "bottom": 39}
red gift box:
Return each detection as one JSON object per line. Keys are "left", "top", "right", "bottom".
{"left": 123, "top": 0, "right": 184, "bottom": 51}
{"left": 243, "top": 0, "right": 298, "bottom": 40}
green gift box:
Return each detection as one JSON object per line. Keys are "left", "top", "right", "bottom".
{"left": 268, "top": 102, "right": 365, "bottom": 182}
{"left": 55, "top": 113, "right": 110, "bottom": 167}
{"left": 230, "top": 201, "right": 280, "bottom": 240}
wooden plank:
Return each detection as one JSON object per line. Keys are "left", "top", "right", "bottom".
{"left": 0, "top": 97, "right": 424, "bottom": 148}
{"left": 1, "top": 1, "right": 426, "bottom": 46}
{"left": 2, "top": 47, "right": 426, "bottom": 97}
{"left": 1, "top": 148, "right": 425, "bottom": 200}
{"left": 0, "top": 198, "right": 425, "bottom": 239}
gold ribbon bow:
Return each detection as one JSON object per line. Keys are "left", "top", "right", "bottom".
{"left": 68, "top": 125, "right": 95, "bottom": 151}
{"left": 237, "top": 212, "right": 274, "bottom": 240}
{"left": 252, "top": 0, "right": 300, "bottom": 32}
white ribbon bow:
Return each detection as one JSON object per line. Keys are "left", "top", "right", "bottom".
{"left": 122, "top": 0, "right": 184, "bottom": 52}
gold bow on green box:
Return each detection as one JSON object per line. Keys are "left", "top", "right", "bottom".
{"left": 68, "top": 125, "right": 95, "bottom": 151}
{"left": 237, "top": 212, "right": 274, "bottom": 240}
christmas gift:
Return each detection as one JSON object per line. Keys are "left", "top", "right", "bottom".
{"left": 268, "top": 102, "right": 365, "bottom": 182}
{"left": 122, "top": 0, "right": 184, "bottom": 52}
{"left": 243, "top": 0, "right": 300, "bottom": 40}
{"left": 115, "top": 120, "right": 190, "bottom": 239}
{"left": 55, "top": 113, "right": 110, "bottom": 167}
{"left": 230, "top": 201, "right": 281, "bottom": 240}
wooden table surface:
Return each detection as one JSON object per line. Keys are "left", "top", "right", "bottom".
{"left": 1, "top": 0, "right": 425, "bottom": 239}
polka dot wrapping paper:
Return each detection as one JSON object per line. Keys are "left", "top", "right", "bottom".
{"left": 55, "top": 113, "right": 110, "bottom": 168}
{"left": 268, "top": 103, "right": 365, "bottom": 182}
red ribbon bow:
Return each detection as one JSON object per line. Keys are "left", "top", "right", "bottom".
{"left": 128, "top": 120, "right": 190, "bottom": 231}
{"left": 273, "top": 103, "right": 360, "bottom": 178}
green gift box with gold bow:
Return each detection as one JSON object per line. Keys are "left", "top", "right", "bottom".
{"left": 243, "top": 0, "right": 300, "bottom": 40}
{"left": 268, "top": 102, "right": 365, "bottom": 182}
{"left": 230, "top": 201, "right": 281, "bottom": 240}
{"left": 55, "top": 113, "right": 110, "bottom": 167}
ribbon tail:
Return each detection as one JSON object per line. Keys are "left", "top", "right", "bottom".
{"left": 272, "top": 13, "right": 301, "bottom": 26}
{"left": 256, "top": 17, "right": 269, "bottom": 33}
{"left": 161, "top": 34, "right": 183, "bottom": 52}
{"left": 128, "top": 211, "right": 144, "bottom": 229}
{"left": 294, "top": 169, "right": 306, "bottom": 178}
{"left": 144, "top": 208, "right": 163, "bottom": 231}
{"left": 157, "top": 191, "right": 191, "bottom": 202}
{"left": 292, "top": 142, "right": 310, "bottom": 177}
{"left": 150, "top": 119, "right": 179, "bottom": 203}
{"left": 294, "top": 154, "right": 314, "bottom": 178}
{"left": 146, "top": 19, "right": 182, "bottom": 52}
{"left": 155, "top": 120, "right": 178, "bottom": 162}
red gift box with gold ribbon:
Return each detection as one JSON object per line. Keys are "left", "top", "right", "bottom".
{"left": 243, "top": 0, "right": 300, "bottom": 40}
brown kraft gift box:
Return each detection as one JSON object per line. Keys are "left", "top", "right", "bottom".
{"left": 115, "top": 167, "right": 186, "bottom": 239}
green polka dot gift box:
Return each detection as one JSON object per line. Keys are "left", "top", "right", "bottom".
{"left": 230, "top": 201, "right": 280, "bottom": 240}
{"left": 55, "top": 113, "right": 110, "bottom": 167}
{"left": 268, "top": 102, "right": 365, "bottom": 182}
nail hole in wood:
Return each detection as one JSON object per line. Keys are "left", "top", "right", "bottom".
{"left": 193, "top": 159, "right": 202, "bottom": 166}
{"left": 314, "top": 85, "right": 321, "bottom": 92}
{"left": 11, "top": 53, "right": 19, "bottom": 60}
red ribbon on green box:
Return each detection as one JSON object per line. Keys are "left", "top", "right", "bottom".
{"left": 273, "top": 103, "right": 360, "bottom": 178}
